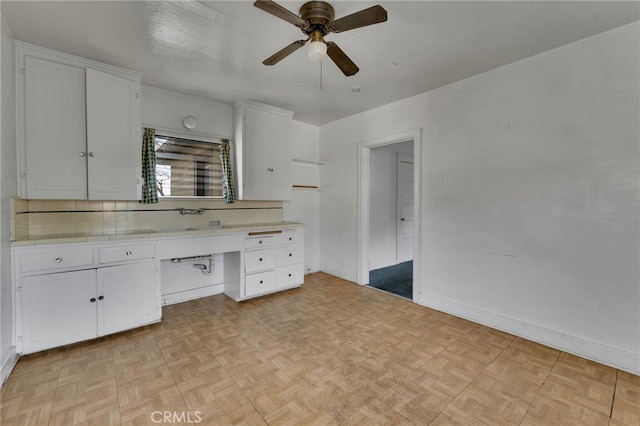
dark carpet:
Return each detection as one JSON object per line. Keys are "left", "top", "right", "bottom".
{"left": 367, "top": 260, "right": 413, "bottom": 299}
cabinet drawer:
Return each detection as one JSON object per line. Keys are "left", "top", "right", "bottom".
{"left": 276, "top": 230, "right": 301, "bottom": 245}
{"left": 245, "top": 270, "right": 276, "bottom": 296}
{"left": 99, "top": 244, "right": 155, "bottom": 264}
{"left": 245, "top": 248, "right": 275, "bottom": 273}
{"left": 20, "top": 249, "right": 94, "bottom": 274}
{"left": 276, "top": 265, "right": 303, "bottom": 288}
{"left": 245, "top": 235, "right": 275, "bottom": 250}
{"left": 276, "top": 244, "right": 303, "bottom": 266}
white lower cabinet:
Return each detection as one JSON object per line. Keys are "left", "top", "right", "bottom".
{"left": 97, "top": 262, "right": 159, "bottom": 336}
{"left": 14, "top": 226, "right": 305, "bottom": 352}
{"left": 14, "top": 243, "right": 161, "bottom": 354}
{"left": 241, "top": 228, "right": 304, "bottom": 299}
{"left": 20, "top": 269, "right": 98, "bottom": 353}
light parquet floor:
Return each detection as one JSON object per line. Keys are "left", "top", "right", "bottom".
{"left": 1, "top": 272, "right": 638, "bottom": 425}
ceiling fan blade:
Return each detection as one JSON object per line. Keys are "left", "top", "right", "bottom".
{"left": 326, "top": 41, "right": 359, "bottom": 76}
{"left": 328, "top": 5, "right": 387, "bottom": 33}
{"left": 254, "top": 0, "right": 309, "bottom": 29}
{"left": 263, "top": 39, "right": 307, "bottom": 65}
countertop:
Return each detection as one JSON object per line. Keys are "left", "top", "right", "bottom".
{"left": 12, "top": 221, "right": 304, "bottom": 246}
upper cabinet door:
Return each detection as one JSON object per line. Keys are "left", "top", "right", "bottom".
{"left": 24, "top": 56, "right": 88, "bottom": 199}
{"left": 267, "top": 112, "right": 292, "bottom": 201}
{"left": 86, "top": 68, "right": 141, "bottom": 200}
{"left": 234, "top": 101, "right": 294, "bottom": 201}
{"left": 242, "top": 106, "right": 270, "bottom": 200}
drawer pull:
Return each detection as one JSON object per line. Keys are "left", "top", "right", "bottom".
{"left": 55, "top": 257, "right": 63, "bottom": 263}
{"left": 90, "top": 298, "right": 96, "bottom": 303}
{"left": 126, "top": 251, "right": 132, "bottom": 256}
{"left": 288, "top": 273, "right": 292, "bottom": 277}
{"left": 259, "top": 280, "right": 263, "bottom": 284}
{"left": 98, "top": 296, "right": 104, "bottom": 301}
{"left": 248, "top": 230, "right": 282, "bottom": 236}
{"left": 259, "top": 258, "right": 263, "bottom": 262}
{"left": 289, "top": 253, "right": 293, "bottom": 257}
{"left": 289, "top": 237, "right": 293, "bottom": 241}
{"left": 259, "top": 240, "right": 263, "bottom": 244}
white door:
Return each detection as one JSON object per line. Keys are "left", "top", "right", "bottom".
{"left": 396, "top": 154, "right": 414, "bottom": 263}
{"left": 97, "top": 261, "right": 159, "bottom": 335}
{"left": 20, "top": 270, "right": 97, "bottom": 353}
{"left": 86, "top": 67, "right": 141, "bottom": 200}
{"left": 24, "top": 56, "right": 87, "bottom": 199}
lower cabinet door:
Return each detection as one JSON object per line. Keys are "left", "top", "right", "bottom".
{"left": 245, "top": 270, "right": 276, "bottom": 297}
{"left": 97, "top": 261, "right": 159, "bottom": 336}
{"left": 20, "top": 270, "right": 98, "bottom": 354}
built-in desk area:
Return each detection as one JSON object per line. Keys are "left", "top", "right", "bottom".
{"left": 11, "top": 222, "right": 304, "bottom": 354}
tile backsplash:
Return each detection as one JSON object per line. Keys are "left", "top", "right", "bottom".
{"left": 12, "top": 197, "right": 283, "bottom": 241}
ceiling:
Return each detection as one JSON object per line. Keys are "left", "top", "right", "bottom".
{"left": 3, "top": 1, "right": 639, "bottom": 125}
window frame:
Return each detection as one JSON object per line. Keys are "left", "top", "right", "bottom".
{"left": 150, "top": 127, "right": 228, "bottom": 200}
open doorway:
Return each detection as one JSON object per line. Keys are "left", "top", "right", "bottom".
{"left": 356, "top": 128, "right": 422, "bottom": 301}
{"left": 367, "top": 143, "right": 414, "bottom": 299}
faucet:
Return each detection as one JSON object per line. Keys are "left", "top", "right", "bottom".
{"left": 177, "top": 208, "right": 205, "bottom": 215}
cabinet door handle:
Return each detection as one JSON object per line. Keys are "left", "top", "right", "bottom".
{"left": 90, "top": 298, "right": 96, "bottom": 303}
{"left": 126, "top": 251, "right": 132, "bottom": 256}
{"left": 55, "top": 257, "right": 63, "bottom": 263}
{"left": 98, "top": 296, "right": 104, "bottom": 301}
{"left": 79, "top": 152, "right": 86, "bottom": 157}
{"left": 88, "top": 152, "right": 95, "bottom": 157}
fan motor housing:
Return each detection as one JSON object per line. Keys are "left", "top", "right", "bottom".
{"left": 299, "top": 1, "right": 335, "bottom": 28}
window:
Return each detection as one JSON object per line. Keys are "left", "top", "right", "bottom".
{"left": 154, "top": 135, "right": 223, "bottom": 198}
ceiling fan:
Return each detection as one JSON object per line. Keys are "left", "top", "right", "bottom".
{"left": 254, "top": 0, "right": 388, "bottom": 76}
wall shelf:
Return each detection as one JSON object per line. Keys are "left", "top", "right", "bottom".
{"left": 292, "top": 185, "right": 327, "bottom": 192}
{"left": 292, "top": 159, "right": 328, "bottom": 166}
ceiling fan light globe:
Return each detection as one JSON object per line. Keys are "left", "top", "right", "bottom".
{"left": 307, "top": 41, "right": 327, "bottom": 61}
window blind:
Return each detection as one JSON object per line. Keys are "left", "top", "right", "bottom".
{"left": 154, "top": 135, "right": 223, "bottom": 197}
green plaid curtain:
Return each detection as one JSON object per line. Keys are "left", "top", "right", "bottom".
{"left": 140, "top": 127, "right": 158, "bottom": 204}
{"left": 220, "top": 139, "right": 235, "bottom": 203}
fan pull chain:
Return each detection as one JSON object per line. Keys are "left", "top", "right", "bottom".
{"left": 320, "top": 59, "right": 323, "bottom": 90}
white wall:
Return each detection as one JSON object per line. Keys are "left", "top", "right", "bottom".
{"left": 369, "top": 141, "right": 414, "bottom": 270}
{"left": 0, "top": 11, "right": 18, "bottom": 384}
{"left": 141, "top": 85, "right": 233, "bottom": 138}
{"left": 284, "top": 121, "right": 321, "bottom": 273}
{"left": 319, "top": 22, "right": 640, "bottom": 373}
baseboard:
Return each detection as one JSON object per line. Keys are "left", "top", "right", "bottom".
{"left": 417, "top": 292, "right": 640, "bottom": 375}
{"left": 162, "top": 284, "right": 224, "bottom": 306}
{"left": 1, "top": 347, "right": 18, "bottom": 387}
{"left": 304, "top": 263, "right": 321, "bottom": 274}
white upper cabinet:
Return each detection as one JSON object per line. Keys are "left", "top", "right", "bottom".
{"left": 234, "top": 100, "right": 293, "bottom": 200}
{"left": 23, "top": 56, "right": 88, "bottom": 199}
{"left": 86, "top": 68, "right": 141, "bottom": 200}
{"left": 17, "top": 42, "right": 142, "bottom": 200}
